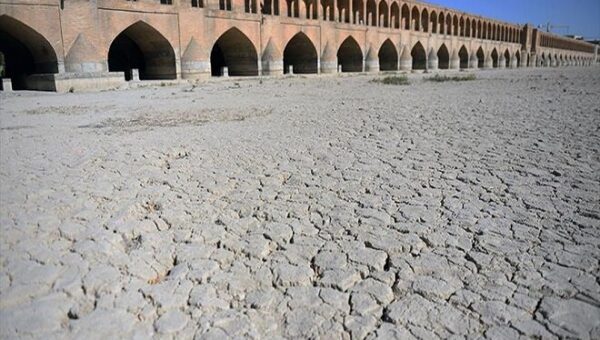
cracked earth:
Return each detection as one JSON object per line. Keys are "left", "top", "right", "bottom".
{"left": 0, "top": 67, "right": 599, "bottom": 339}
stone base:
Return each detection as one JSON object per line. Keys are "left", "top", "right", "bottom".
{"left": 1, "top": 78, "right": 12, "bottom": 91}
{"left": 21, "top": 72, "right": 126, "bottom": 92}
{"left": 320, "top": 61, "right": 338, "bottom": 74}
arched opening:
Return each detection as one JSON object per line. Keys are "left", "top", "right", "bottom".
{"left": 108, "top": 21, "right": 177, "bottom": 81}
{"left": 453, "top": 15, "right": 459, "bottom": 36}
{"left": 411, "top": 7, "right": 420, "bottom": 31}
{"left": 430, "top": 11, "right": 437, "bottom": 34}
{"left": 477, "top": 21, "right": 482, "bottom": 38}
{"left": 401, "top": 4, "right": 410, "bottom": 30}
{"left": 477, "top": 47, "right": 484, "bottom": 68}
{"left": 437, "top": 44, "right": 449, "bottom": 69}
{"left": 459, "top": 17, "right": 464, "bottom": 36}
{"left": 283, "top": 32, "right": 318, "bottom": 74}
{"left": 0, "top": 15, "right": 59, "bottom": 90}
{"left": 366, "top": 0, "right": 377, "bottom": 26}
{"left": 378, "top": 0, "right": 389, "bottom": 27}
{"left": 391, "top": 2, "right": 400, "bottom": 29}
{"left": 527, "top": 53, "right": 530, "bottom": 67}
{"left": 262, "top": 0, "right": 280, "bottom": 15}
{"left": 411, "top": 41, "right": 426, "bottom": 70}
{"left": 211, "top": 28, "right": 258, "bottom": 76}
{"left": 491, "top": 48, "right": 498, "bottom": 68}
{"left": 378, "top": 39, "right": 398, "bottom": 71}
{"left": 515, "top": 50, "right": 521, "bottom": 67}
{"left": 439, "top": 13, "right": 445, "bottom": 34}
{"left": 322, "top": 0, "right": 334, "bottom": 20}
{"left": 338, "top": 0, "right": 350, "bottom": 23}
{"left": 446, "top": 14, "right": 452, "bottom": 36}
{"left": 421, "top": 9, "right": 428, "bottom": 32}
{"left": 465, "top": 18, "right": 471, "bottom": 37}
{"left": 458, "top": 45, "right": 469, "bottom": 69}
{"left": 353, "top": 0, "right": 364, "bottom": 24}
{"left": 337, "top": 36, "right": 362, "bottom": 72}
{"left": 286, "top": 0, "right": 299, "bottom": 17}
{"left": 504, "top": 50, "right": 510, "bottom": 68}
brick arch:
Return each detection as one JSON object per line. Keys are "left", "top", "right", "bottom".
{"left": 337, "top": 35, "right": 363, "bottom": 72}
{"left": 378, "top": 38, "right": 398, "bottom": 71}
{"left": 0, "top": 14, "right": 61, "bottom": 90}
{"left": 282, "top": 31, "right": 319, "bottom": 74}
{"left": 411, "top": 5, "right": 420, "bottom": 31}
{"left": 0, "top": 13, "right": 63, "bottom": 66}
{"left": 107, "top": 20, "right": 177, "bottom": 80}
{"left": 210, "top": 27, "right": 259, "bottom": 76}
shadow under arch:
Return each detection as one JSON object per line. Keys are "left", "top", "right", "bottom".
{"left": 378, "top": 39, "right": 398, "bottom": 71}
{"left": 337, "top": 36, "right": 362, "bottom": 72}
{"left": 411, "top": 41, "right": 426, "bottom": 70}
{"left": 108, "top": 21, "right": 177, "bottom": 81}
{"left": 211, "top": 27, "right": 258, "bottom": 77}
{"left": 437, "top": 44, "right": 449, "bottom": 69}
{"left": 0, "top": 15, "right": 59, "bottom": 89}
{"left": 283, "top": 32, "right": 318, "bottom": 74}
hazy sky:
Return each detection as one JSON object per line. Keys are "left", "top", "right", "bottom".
{"left": 425, "top": 0, "right": 600, "bottom": 40}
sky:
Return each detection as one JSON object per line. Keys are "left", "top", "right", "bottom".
{"left": 425, "top": 0, "right": 600, "bottom": 40}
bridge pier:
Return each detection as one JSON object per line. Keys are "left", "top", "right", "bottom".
{"left": 399, "top": 46, "right": 412, "bottom": 71}
{"left": 469, "top": 54, "right": 478, "bottom": 69}
{"left": 449, "top": 49, "right": 460, "bottom": 70}
{"left": 427, "top": 48, "right": 438, "bottom": 71}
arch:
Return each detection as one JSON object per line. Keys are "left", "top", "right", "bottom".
{"left": 458, "top": 45, "right": 469, "bottom": 69}
{"left": 459, "top": 17, "right": 465, "bottom": 36}
{"left": 487, "top": 23, "right": 492, "bottom": 40}
{"left": 367, "top": 0, "right": 377, "bottom": 26}
{"left": 438, "top": 12, "right": 445, "bottom": 34}
{"left": 430, "top": 11, "right": 437, "bottom": 34}
{"left": 210, "top": 27, "right": 258, "bottom": 76}
{"left": 337, "top": 36, "right": 362, "bottom": 72}
{"left": 378, "top": 39, "right": 398, "bottom": 71}
{"left": 446, "top": 14, "right": 452, "bottom": 36}
{"left": 515, "top": 50, "right": 521, "bottom": 67}
{"left": 337, "top": 0, "right": 350, "bottom": 23}
{"left": 0, "top": 15, "right": 59, "bottom": 89}
{"left": 321, "top": 0, "right": 333, "bottom": 20}
{"left": 411, "top": 6, "right": 420, "bottom": 31}
{"left": 411, "top": 41, "right": 426, "bottom": 70}
{"left": 283, "top": 32, "right": 318, "bottom": 74}
{"left": 401, "top": 4, "right": 410, "bottom": 30}
{"left": 286, "top": 0, "right": 299, "bottom": 17}
{"left": 491, "top": 48, "right": 498, "bottom": 68}
{"left": 353, "top": 0, "right": 365, "bottom": 24}
{"left": 108, "top": 21, "right": 176, "bottom": 81}
{"left": 391, "top": 2, "right": 400, "bottom": 29}
{"left": 421, "top": 8, "right": 429, "bottom": 32}
{"left": 453, "top": 15, "right": 459, "bottom": 36}
{"left": 476, "top": 47, "right": 484, "bottom": 68}
{"left": 481, "top": 22, "right": 487, "bottom": 39}
{"left": 504, "top": 49, "right": 510, "bottom": 68}
{"left": 437, "top": 43, "right": 449, "bottom": 69}
{"left": 465, "top": 18, "right": 471, "bottom": 37}
{"left": 477, "top": 20, "right": 482, "bottom": 39}
{"left": 378, "top": 0, "right": 389, "bottom": 27}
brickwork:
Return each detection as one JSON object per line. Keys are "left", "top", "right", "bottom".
{"left": 0, "top": 0, "right": 597, "bottom": 90}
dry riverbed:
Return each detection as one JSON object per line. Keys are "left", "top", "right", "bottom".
{"left": 1, "top": 67, "right": 599, "bottom": 339}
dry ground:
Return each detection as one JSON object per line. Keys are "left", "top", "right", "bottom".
{"left": 1, "top": 67, "right": 599, "bottom": 339}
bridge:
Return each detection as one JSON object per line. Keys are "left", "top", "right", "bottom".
{"left": 0, "top": 0, "right": 597, "bottom": 91}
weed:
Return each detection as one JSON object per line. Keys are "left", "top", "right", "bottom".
{"left": 370, "top": 75, "right": 410, "bottom": 85}
{"left": 426, "top": 74, "right": 476, "bottom": 82}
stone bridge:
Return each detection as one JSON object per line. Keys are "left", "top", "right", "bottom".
{"left": 0, "top": 0, "right": 598, "bottom": 91}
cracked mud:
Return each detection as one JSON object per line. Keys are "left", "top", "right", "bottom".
{"left": 1, "top": 68, "right": 599, "bottom": 339}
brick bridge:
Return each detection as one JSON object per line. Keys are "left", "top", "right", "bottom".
{"left": 0, "top": 0, "right": 598, "bottom": 91}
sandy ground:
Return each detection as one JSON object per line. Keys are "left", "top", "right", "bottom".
{"left": 0, "top": 67, "right": 599, "bottom": 339}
